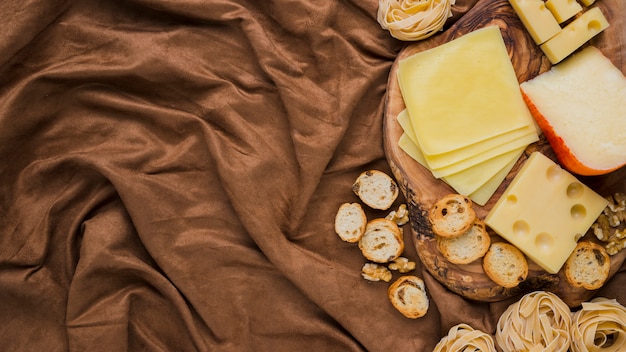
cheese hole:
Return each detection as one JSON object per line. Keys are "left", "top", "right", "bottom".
{"left": 546, "top": 165, "right": 562, "bottom": 181}
{"left": 535, "top": 232, "right": 554, "bottom": 253}
{"left": 571, "top": 204, "right": 586, "bottom": 219}
{"left": 588, "top": 20, "right": 604, "bottom": 34}
{"left": 566, "top": 182, "right": 584, "bottom": 199}
{"left": 506, "top": 194, "right": 518, "bottom": 204}
{"left": 512, "top": 220, "right": 530, "bottom": 237}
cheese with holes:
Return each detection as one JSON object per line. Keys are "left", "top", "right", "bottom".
{"left": 508, "top": 0, "right": 562, "bottom": 44}
{"left": 397, "top": 26, "right": 537, "bottom": 156}
{"left": 545, "top": 0, "right": 582, "bottom": 23}
{"left": 485, "top": 152, "right": 608, "bottom": 274}
{"left": 540, "top": 7, "right": 609, "bottom": 64}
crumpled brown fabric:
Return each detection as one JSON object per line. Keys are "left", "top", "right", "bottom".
{"left": 0, "top": 0, "right": 624, "bottom": 351}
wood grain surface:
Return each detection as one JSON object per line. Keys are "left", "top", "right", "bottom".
{"left": 383, "top": 0, "right": 626, "bottom": 307}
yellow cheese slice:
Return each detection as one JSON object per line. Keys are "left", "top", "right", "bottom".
{"left": 399, "top": 108, "right": 536, "bottom": 171}
{"left": 398, "top": 133, "right": 523, "bottom": 206}
{"left": 467, "top": 155, "right": 519, "bottom": 206}
{"left": 397, "top": 109, "right": 526, "bottom": 192}
{"left": 429, "top": 131, "right": 536, "bottom": 178}
{"left": 485, "top": 152, "right": 608, "bottom": 273}
{"left": 397, "top": 26, "right": 536, "bottom": 155}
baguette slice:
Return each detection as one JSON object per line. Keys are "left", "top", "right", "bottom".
{"left": 564, "top": 241, "right": 610, "bottom": 290}
{"left": 334, "top": 203, "right": 367, "bottom": 243}
{"left": 388, "top": 275, "right": 429, "bottom": 319}
{"left": 520, "top": 46, "right": 626, "bottom": 176}
{"left": 428, "top": 194, "right": 476, "bottom": 238}
{"left": 352, "top": 170, "right": 399, "bottom": 210}
{"left": 358, "top": 218, "right": 404, "bottom": 263}
{"left": 482, "top": 242, "right": 528, "bottom": 288}
{"left": 438, "top": 218, "right": 491, "bottom": 264}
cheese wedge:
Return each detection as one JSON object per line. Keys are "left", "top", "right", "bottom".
{"left": 397, "top": 26, "right": 536, "bottom": 156}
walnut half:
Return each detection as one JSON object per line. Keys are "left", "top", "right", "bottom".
{"left": 593, "top": 193, "right": 626, "bottom": 255}
{"left": 361, "top": 263, "right": 392, "bottom": 282}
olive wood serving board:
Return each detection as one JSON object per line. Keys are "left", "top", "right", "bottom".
{"left": 383, "top": 0, "right": 626, "bottom": 307}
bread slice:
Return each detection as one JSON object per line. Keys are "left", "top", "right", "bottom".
{"left": 352, "top": 170, "right": 399, "bottom": 210}
{"left": 358, "top": 218, "right": 404, "bottom": 263}
{"left": 388, "top": 275, "right": 429, "bottom": 319}
{"left": 334, "top": 203, "right": 367, "bottom": 243}
{"left": 438, "top": 218, "right": 491, "bottom": 264}
{"left": 482, "top": 242, "right": 528, "bottom": 288}
{"left": 428, "top": 194, "right": 476, "bottom": 238}
{"left": 564, "top": 241, "right": 610, "bottom": 290}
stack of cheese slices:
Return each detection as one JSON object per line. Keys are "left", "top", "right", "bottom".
{"left": 396, "top": 26, "right": 539, "bottom": 206}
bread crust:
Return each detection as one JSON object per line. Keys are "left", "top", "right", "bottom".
{"left": 482, "top": 242, "right": 528, "bottom": 288}
{"left": 388, "top": 275, "right": 429, "bottom": 319}
{"left": 564, "top": 241, "right": 610, "bottom": 290}
{"left": 428, "top": 194, "right": 476, "bottom": 238}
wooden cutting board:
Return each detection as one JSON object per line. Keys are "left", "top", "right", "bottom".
{"left": 383, "top": 0, "right": 626, "bottom": 307}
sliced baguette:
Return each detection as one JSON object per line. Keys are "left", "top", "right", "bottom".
{"left": 428, "top": 194, "right": 476, "bottom": 238}
{"left": 564, "top": 241, "right": 610, "bottom": 290}
{"left": 358, "top": 218, "right": 404, "bottom": 263}
{"left": 388, "top": 275, "right": 429, "bottom": 319}
{"left": 438, "top": 218, "right": 491, "bottom": 265}
{"left": 352, "top": 170, "right": 399, "bottom": 210}
{"left": 334, "top": 202, "right": 367, "bottom": 243}
{"left": 482, "top": 242, "right": 528, "bottom": 288}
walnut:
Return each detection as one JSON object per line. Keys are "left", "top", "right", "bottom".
{"left": 361, "top": 263, "right": 392, "bottom": 282}
{"left": 594, "top": 193, "right": 626, "bottom": 255}
{"left": 388, "top": 257, "right": 416, "bottom": 273}
{"left": 386, "top": 204, "right": 409, "bottom": 226}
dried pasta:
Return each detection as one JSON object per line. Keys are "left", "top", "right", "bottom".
{"left": 571, "top": 297, "right": 626, "bottom": 352}
{"left": 433, "top": 323, "right": 496, "bottom": 352}
{"left": 377, "top": 0, "right": 455, "bottom": 41}
{"left": 495, "top": 291, "right": 571, "bottom": 352}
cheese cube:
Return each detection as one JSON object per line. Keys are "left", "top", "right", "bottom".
{"left": 545, "top": 0, "right": 582, "bottom": 23}
{"left": 484, "top": 152, "right": 608, "bottom": 274}
{"left": 540, "top": 7, "right": 609, "bottom": 64}
{"left": 508, "top": 0, "right": 562, "bottom": 44}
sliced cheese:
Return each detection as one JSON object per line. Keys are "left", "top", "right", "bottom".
{"left": 540, "top": 7, "right": 609, "bottom": 64}
{"left": 398, "top": 110, "right": 526, "bottom": 205}
{"left": 398, "top": 132, "right": 523, "bottom": 206}
{"left": 429, "top": 131, "right": 537, "bottom": 178}
{"left": 508, "top": 0, "right": 562, "bottom": 44}
{"left": 484, "top": 152, "right": 608, "bottom": 274}
{"left": 397, "top": 26, "right": 536, "bottom": 155}
{"left": 398, "top": 108, "right": 535, "bottom": 171}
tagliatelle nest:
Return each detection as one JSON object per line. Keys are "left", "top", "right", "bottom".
{"left": 570, "top": 297, "right": 626, "bottom": 352}
{"left": 377, "top": 0, "right": 455, "bottom": 41}
{"left": 496, "top": 291, "right": 572, "bottom": 352}
{"left": 433, "top": 323, "right": 496, "bottom": 352}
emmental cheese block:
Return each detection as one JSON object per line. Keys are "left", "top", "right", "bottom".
{"left": 485, "top": 152, "right": 608, "bottom": 274}
{"left": 508, "top": 0, "right": 562, "bottom": 44}
{"left": 540, "top": 7, "right": 609, "bottom": 64}
{"left": 397, "top": 26, "right": 537, "bottom": 156}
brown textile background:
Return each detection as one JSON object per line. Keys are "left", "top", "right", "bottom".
{"left": 0, "top": 0, "right": 623, "bottom": 351}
